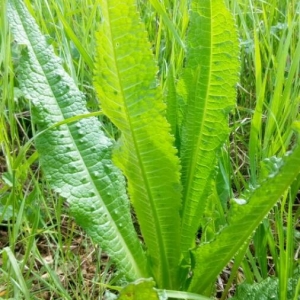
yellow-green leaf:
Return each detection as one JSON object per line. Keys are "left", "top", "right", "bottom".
{"left": 118, "top": 279, "right": 159, "bottom": 300}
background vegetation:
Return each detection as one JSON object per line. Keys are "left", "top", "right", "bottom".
{"left": 0, "top": 0, "right": 299, "bottom": 299}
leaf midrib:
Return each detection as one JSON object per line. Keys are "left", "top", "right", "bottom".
{"left": 181, "top": 2, "right": 213, "bottom": 247}
{"left": 104, "top": 2, "right": 173, "bottom": 287}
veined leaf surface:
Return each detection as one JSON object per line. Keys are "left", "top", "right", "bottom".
{"left": 189, "top": 140, "right": 300, "bottom": 294}
{"left": 7, "top": 0, "right": 147, "bottom": 281}
{"left": 94, "top": 0, "right": 182, "bottom": 289}
{"left": 179, "top": 0, "right": 239, "bottom": 257}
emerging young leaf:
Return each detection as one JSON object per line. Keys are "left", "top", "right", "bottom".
{"left": 94, "top": 0, "right": 182, "bottom": 289}
{"left": 118, "top": 278, "right": 159, "bottom": 300}
{"left": 179, "top": 0, "right": 240, "bottom": 258}
{"left": 7, "top": 0, "right": 148, "bottom": 281}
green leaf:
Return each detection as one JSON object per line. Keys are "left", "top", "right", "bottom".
{"left": 231, "top": 275, "right": 299, "bottom": 300}
{"left": 188, "top": 141, "right": 300, "bottom": 294}
{"left": 179, "top": 0, "right": 240, "bottom": 257}
{"left": 94, "top": 0, "right": 182, "bottom": 289}
{"left": 118, "top": 278, "right": 159, "bottom": 300}
{"left": 7, "top": 0, "right": 147, "bottom": 281}
{"left": 158, "top": 290, "right": 211, "bottom": 300}
{"left": 165, "top": 66, "right": 178, "bottom": 140}
{"left": 117, "top": 280, "right": 212, "bottom": 300}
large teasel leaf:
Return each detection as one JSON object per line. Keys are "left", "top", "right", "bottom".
{"left": 7, "top": 0, "right": 147, "bottom": 280}
{"left": 94, "top": 0, "right": 182, "bottom": 289}
{"left": 189, "top": 138, "right": 300, "bottom": 294}
{"left": 179, "top": 0, "right": 239, "bottom": 258}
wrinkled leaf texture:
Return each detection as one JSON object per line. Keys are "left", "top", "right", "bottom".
{"left": 189, "top": 141, "right": 300, "bottom": 294}
{"left": 7, "top": 0, "right": 148, "bottom": 281}
{"left": 179, "top": 0, "right": 239, "bottom": 258}
{"left": 94, "top": 0, "right": 182, "bottom": 289}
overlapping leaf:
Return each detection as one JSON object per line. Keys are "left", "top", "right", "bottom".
{"left": 94, "top": 0, "right": 182, "bottom": 289}
{"left": 7, "top": 0, "right": 147, "bottom": 281}
{"left": 179, "top": 0, "right": 240, "bottom": 257}
{"left": 189, "top": 139, "right": 300, "bottom": 294}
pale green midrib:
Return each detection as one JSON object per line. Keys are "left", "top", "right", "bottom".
{"left": 12, "top": 1, "right": 143, "bottom": 279}
{"left": 104, "top": 3, "right": 173, "bottom": 287}
{"left": 181, "top": 4, "right": 213, "bottom": 251}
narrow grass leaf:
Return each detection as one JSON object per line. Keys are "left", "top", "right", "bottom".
{"left": 158, "top": 289, "right": 211, "bottom": 300}
{"left": 50, "top": 1, "right": 94, "bottom": 70}
{"left": 149, "top": 0, "right": 186, "bottom": 51}
{"left": 3, "top": 247, "right": 31, "bottom": 300}
{"left": 263, "top": 20, "right": 299, "bottom": 157}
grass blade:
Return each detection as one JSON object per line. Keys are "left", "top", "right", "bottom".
{"left": 2, "top": 247, "right": 31, "bottom": 300}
